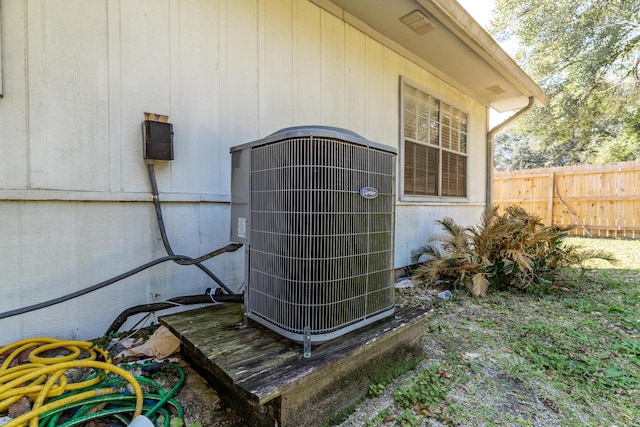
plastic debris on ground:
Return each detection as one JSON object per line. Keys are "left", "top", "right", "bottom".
{"left": 394, "top": 278, "right": 415, "bottom": 289}
{"left": 114, "top": 325, "right": 180, "bottom": 360}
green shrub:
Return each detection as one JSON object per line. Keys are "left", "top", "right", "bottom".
{"left": 411, "top": 206, "right": 614, "bottom": 296}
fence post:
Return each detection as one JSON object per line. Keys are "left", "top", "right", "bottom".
{"left": 547, "top": 172, "right": 555, "bottom": 225}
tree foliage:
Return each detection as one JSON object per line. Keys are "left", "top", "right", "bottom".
{"left": 490, "top": 0, "right": 640, "bottom": 169}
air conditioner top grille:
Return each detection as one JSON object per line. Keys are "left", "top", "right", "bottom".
{"left": 230, "top": 125, "right": 397, "bottom": 155}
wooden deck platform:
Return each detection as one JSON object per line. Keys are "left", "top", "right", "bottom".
{"left": 161, "top": 304, "right": 428, "bottom": 427}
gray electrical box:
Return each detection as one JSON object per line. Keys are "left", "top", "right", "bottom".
{"left": 143, "top": 120, "right": 174, "bottom": 160}
{"left": 230, "top": 147, "right": 251, "bottom": 244}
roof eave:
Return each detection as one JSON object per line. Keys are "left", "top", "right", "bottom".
{"left": 309, "top": 0, "right": 549, "bottom": 112}
{"left": 416, "top": 0, "right": 549, "bottom": 109}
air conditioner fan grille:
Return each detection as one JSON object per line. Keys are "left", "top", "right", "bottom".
{"left": 246, "top": 136, "right": 395, "bottom": 340}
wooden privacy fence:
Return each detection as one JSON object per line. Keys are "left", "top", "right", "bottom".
{"left": 493, "top": 161, "right": 640, "bottom": 238}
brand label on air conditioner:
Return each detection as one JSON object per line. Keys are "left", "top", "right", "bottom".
{"left": 359, "top": 186, "right": 378, "bottom": 199}
{"left": 237, "top": 217, "right": 247, "bottom": 239}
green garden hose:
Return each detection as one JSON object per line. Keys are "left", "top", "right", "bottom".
{"left": 0, "top": 337, "right": 186, "bottom": 427}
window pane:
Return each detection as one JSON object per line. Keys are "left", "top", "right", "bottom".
{"left": 417, "top": 115, "right": 429, "bottom": 143}
{"left": 441, "top": 103, "right": 451, "bottom": 127}
{"left": 404, "top": 142, "right": 415, "bottom": 193}
{"left": 430, "top": 122, "right": 439, "bottom": 146}
{"left": 417, "top": 92, "right": 430, "bottom": 118}
{"left": 429, "top": 97, "right": 439, "bottom": 122}
{"left": 451, "top": 109, "right": 459, "bottom": 151}
{"left": 403, "top": 86, "right": 417, "bottom": 139}
{"left": 451, "top": 127, "right": 459, "bottom": 152}
{"left": 404, "top": 140, "right": 437, "bottom": 196}
{"left": 459, "top": 111, "right": 468, "bottom": 153}
{"left": 415, "top": 143, "right": 428, "bottom": 194}
{"left": 403, "top": 84, "right": 417, "bottom": 111}
{"left": 404, "top": 112, "right": 417, "bottom": 139}
{"left": 459, "top": 132, "right": 467, "bottom": 153}
{"left": 402, "top": 82, "right": 467, "bottom": 198}
{"left": 441, "top": 125, "right": 451, "bottom": 150}
{"left": 450, "top": 107, "right": 467, "bottom": 153}
{"left": 441, "top": 151, "right": 466, "bottom": 197}
{"left": 460, "top": 112, "right": 468, "bottom": 134}
{"left": 417, "top": 92, "right": 431, "bottom": 143}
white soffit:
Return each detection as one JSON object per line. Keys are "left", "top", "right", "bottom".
{"left": 312, "top": 0, "right": 548, "bottom": 112}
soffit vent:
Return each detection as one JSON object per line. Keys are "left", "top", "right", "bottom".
{"left": 487, "top": 85, "right": 507, "bottom": 94}
{"left": 400, "top": 10, "right": 438, "bottom": 35}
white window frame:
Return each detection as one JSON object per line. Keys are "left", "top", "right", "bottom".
{"left": 399, "top": 77, "right": 469, "bottom": 202}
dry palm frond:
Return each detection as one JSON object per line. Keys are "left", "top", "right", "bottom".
{"left": 410, "top": 244, "right": 444, "bottom": 265}
{"left": 505, "top": 249, "right": 534, "bottom": 272}
{"left": 410, "top": 205, "right": 615, "bottom": 297}
{"left": 559, "top": 246, "right": 617, "bottom": 266}
{"left": 412, "top": 257, "right": 451, "bottom": 284}
{"left": 435, "top": 217, "right": 470, "bottom": 252}
{"left": 469, "top": 273, "right": 490, "bottom": 297}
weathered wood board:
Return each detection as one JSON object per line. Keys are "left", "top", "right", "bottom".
{"left": 161, "top": 304, "right": 427, "bottom": 426}
{"left": 493, "top": 161, "right": 640, "bottom": 238}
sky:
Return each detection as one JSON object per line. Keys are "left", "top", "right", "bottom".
{"left": 457, "top": 0, "right": 518, "bottom": 57}
{"left": 457, "top": 0, "right": 496, "bottom": 28}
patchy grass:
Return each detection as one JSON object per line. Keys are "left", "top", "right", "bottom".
{"left": 339, "top": 237, "right": 640, "bottom": 426}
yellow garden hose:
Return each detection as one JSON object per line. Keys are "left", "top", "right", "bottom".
{"left": 0, "top": 338, "right": 143, "bottom": 427}
{"left": 4, "top": 386, "right": 121, "bottom": 427}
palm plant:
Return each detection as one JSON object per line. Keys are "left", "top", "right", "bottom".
{"left": 411, "top": 206, "right": 614, "bottom": 297}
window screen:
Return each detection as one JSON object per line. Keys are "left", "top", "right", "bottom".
{"left": 402, "top": 82, "right": 467, "bottom": 198}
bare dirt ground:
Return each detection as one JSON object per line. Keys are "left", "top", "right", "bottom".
{"left": 173, "top": 361, "right": 239, "bottom": 427}
{"left": 130, "top": 237, "right": 640, "bottom": 427}
{"left": 172, "top": 286, "right": 557, "bottom": 427}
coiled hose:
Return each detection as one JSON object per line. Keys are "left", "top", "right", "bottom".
{"left": 0, "top": 338, "right": 185, "bottom": 427}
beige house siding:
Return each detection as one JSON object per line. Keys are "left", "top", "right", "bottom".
{"left": 0, "top": 0, "right": 488, "bottom": 342}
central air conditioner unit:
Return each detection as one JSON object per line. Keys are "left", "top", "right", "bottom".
{"left": 230, "top": 126, "right": 396, "bottom": 356}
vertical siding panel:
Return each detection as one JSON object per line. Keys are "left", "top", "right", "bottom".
{"left": 320, "top": 10, "right": 345, "bottom": 127}
{"left": 468, "top": 102, "right": 487, "bottom": 204}
{"left": 73, "top": 203, "right": 127, "bottom": 333}
{"left": 26, "top": 0, "right": 46, "bottom": 188}
{"left": 399, "top": 56, "right": 416, "bottom": 81}
{"left": 258, "top": 0, "right": 293, "bottom": 134}
{"left": 120, "top": 203, "right": 166, "bottom": 322}
{"left": 107, "top": 0, "right": 122, "bottom": 192}
{"left": 219, "top": 0, "right": 259, "bottom": 147}
{"left": 199, "top": 203, "right": 244, "bottom": 287}
{"left": 0, "top": 203, "right": 23, "bottom": 336}
{"left": 42, "top": 0, "right": 110, "bottom": 191}
{"left": 345, "top": 26, "right": 366, "bottom": 135}
{"left": 119, "top": 0, "right": 171, "bottom": 192}
{"left": 292, "top": 0, "right": 322, "bottom": 125}
{"left": 365, "top": 37, "right": 385, "bottom": 141}
{"left": 414, "top": 66, "right": 430, "bottom": 92}
{"left": 382, "top": 49, "right": 400, "bottom": 148}
{"left": 0, "top": 0, "right": 28, "bottom": 189}
{"left": 170, "top": 0, "right": 222, "bottom": 194}
{"left": 20, "top": 203, "right": 78, "bottom": 332}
